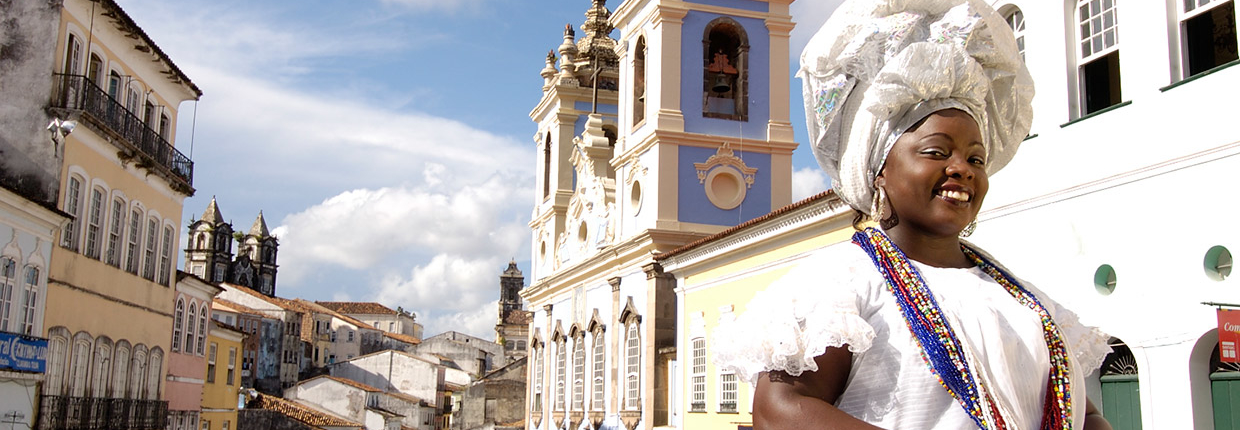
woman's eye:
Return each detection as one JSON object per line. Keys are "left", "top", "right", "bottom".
{"left": 921, "top": 149, "right": 946, "bottom": 157}
{"left": 970, "top": 157, "right": 986, "bottom": 165}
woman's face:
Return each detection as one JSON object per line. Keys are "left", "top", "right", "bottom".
{"left": 877, "top": 109, "right": 988, "bottom": 238}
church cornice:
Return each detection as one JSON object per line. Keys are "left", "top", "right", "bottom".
{"left": 612, "top": 128, "right": 798, "bottom": 169}
{"left": 520, "top": 228, "right": 707, "bottom": 303}
{"left": 530, "top": 84, "right": 620, "bottom": 122}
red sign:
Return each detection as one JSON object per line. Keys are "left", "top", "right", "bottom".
{"left": 1219, "top": 309, "right": 1240, "bottom": 363}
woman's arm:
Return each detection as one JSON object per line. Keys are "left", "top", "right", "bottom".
{"left": 1083, "top": 399, "right": 1113, "bottom": 430}
{"left": 752, "top": 345, "right": 882, "bottom": 430}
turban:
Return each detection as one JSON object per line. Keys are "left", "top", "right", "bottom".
{"left": 801, "top": 0, "right": 1034, "bottom": 214}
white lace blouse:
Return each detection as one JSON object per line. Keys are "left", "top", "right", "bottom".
{"left": 713, "top": 240, "right": 1111, "bottom": 430}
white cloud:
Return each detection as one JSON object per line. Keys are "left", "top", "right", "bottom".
{"left": 790, "top": 0, "right": 847, "bottom": 62}
{"left": 417, "top": 300, "right": 501, "bottom": 341}
{"left": 791, "top": 166, "right": 830, "bottom": 202}
{"left": 271, "top": 169, "right": 532, "bottom": 284}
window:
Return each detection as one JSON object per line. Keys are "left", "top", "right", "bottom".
{"left": 112, "top": 343, "right": 130, "bottom": 398}
{"left": 347, "top": 330, "right": 354, "bottom": 342}
{"left": 1077, "top": 0, "right": 1122, "bottom": 115}
{"left": 199, "top": 305, "right": 208, "bottom": 354}
{"left": 158, "top": 226, "right": 173, "bottom": 285}
{"left": 719, "top": 372, "right": 738, "bottom": 412}
{"left": 129, "top": 347, "right": 148, "bottom": 399}
{"left": 572, "top": 336, "right": 585, "bottom": 410}
{"left": 19, "top": 267, "right": 39, "bottom": 335}
{"left": 1181, "top": 0, "right": 1238, "bottom": 77}
{"left": 227, "top": 347, "right": 237, "bottom": 385}
{"left": 69, "top": 336, "right": 90, "bottom": 396}
{"left": 173, "top": 300, "right": 184, "bottom": 352}
{"left": 555, "top": 339, "right": 566, "bottom": 411}
{"left": 186, "top": 305, "right": 196, "bottom": 353}
{"left": 633, "top": 36, "right": 646, "bottom": 126}
{"left": 45, "top": 334, "right": 67, "bottom": 396}
{"left": 126, "top": 86, "right": 139, "bottom": 114}
{"left": 201, "top": 420, "right": 209, "bottom": 430}
{"left": 106, "top": 198, "right": 125, "bottom": 266}
{"left": 125, "top": 209, "right": 142, "bottom": 274}
{"left": 64, "top": 34, "right": 82, "bottom": 74}
{"left": 142, "top": 218, "right": 157, "bottom": 280}
{"left": 0, "top": 258, "right": 13, "bottom": 331}
{"left": 389, "top": 322, "right": 394, "bottom": 332}
{"left": 160, "top": 114, "right": 171, "bottom": 141}
{"left": 213, "top": 263, "right": 227, "bottom": 283}
{"left": 207, "top": 343, "right": 217, "bottom": 383}
{"left": 1005, "top": 8, "right": 1026, "bottom": 62}
{"left": 691, "top": 338, "right": 706, "bottom": 411}
{"left": 532, "top": 343, "right": 543, "bottom": 412}
{"left": 146, "top": 350, "right": 162, "bottom": 399}
{"left": 85, "top": 188, "right": 103, "bottom": 259}
{"left": 62, "top": 176, "right": 82, "bottom": 250}
{"left": 592, "top": 330, "right": 605, "bottom": 411}
{"left": 87, "top": 54, "right": 102, "bottom": 84}
{"left": 702, "top": 18, "right": 749, "bottom": 120}
{"left": 91, "top": 340, "right": 112, "bottom": 397}
{"left": 625, "top": 322, "right": 640, "bottom": 410}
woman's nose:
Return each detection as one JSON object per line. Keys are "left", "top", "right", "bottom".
{"left": 945, "top": 158, "right": 974, "bottom": 179}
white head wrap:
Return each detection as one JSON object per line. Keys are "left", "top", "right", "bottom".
{"left": 800, "top": 0, "right": 1034, "bottom": 214}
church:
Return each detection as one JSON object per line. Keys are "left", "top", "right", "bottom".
{"left": 519, "top": 1, "right": 798, "bottom": 429}
{"left": 185, "top": 197, "right": 280, "bottom": 296}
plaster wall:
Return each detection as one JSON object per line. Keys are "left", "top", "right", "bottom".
{"left": 0, "top": 0, "right": 61, "bottom": 206}
{"left": 331, "top": 352, "right": 441, "bottom": 405}
{"left": 289, "top": 379, "right": 368, "bottom": 422}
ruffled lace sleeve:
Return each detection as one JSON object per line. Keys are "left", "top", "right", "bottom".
{"left": 712, "top": 248, "right": 878, "bottom": 385}
{"left": 1046, "top": 298, "right": 1112, "bottom": 373}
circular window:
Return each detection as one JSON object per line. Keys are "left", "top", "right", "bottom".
{"left": 578, "top": 221, "right": 588, "bottom": 243}
{"left": 1094, "top": 264, "right": 1117, "bottom": 295}
{"left": 630, "top": 181, "right": 643, "bottom": 213}
{"left": 704, "top": 168, "right": 746, "bottom": 210}
{"left": 1205, "top": 245, "right": 1233, "bottom": 281}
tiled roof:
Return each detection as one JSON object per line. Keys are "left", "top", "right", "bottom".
{"left": 293, "top": 299, "right": 374, "bottom": 330}
{"left": 385, "top": 392, "right": 424, "bottom": 406}
{"left": 213, "top": 298, "right": 264, "bottom": 317}
{"left": 384, "top": 332, "right": 421, "bottom": 345}
{"left": 251, "top": 393, "right": 361, "bottom": 428}
{"left": 222, "top": 283, "right": 300, "bottom": 313}
{"left": 316, "top": 302, "right": 399, "bottom": 315}
{"left": 655, "top": 190, "right": 842, "bottom": 260}
{"left": 320, "top": 375, "right": 382, "bottom": 393}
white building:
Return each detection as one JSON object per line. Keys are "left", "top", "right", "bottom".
{"left": 973, "top": 0, "right": 1240, "bottom": 429}
{"left": 331, "top": 350, "right": 468, "bottom": 429}
{"left": 285, "top": 376, "right": 407, "bottom": 430}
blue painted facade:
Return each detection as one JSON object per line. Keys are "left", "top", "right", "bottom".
{"left": 680, "top": 11, "right": 771, "bottom": 140}
{"left": 677, "top": 145, "right": 771, "bottom": 225}
{"left": 683, "top": 0, "right": 768, "bottom": 13}
{"left": 0, "top": 332, "right": 47, "bottom": 373}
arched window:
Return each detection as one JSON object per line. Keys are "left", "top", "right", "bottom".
{"left": 1003, "top": 7, "right": 1026, "bottom": 62}
{"left": 107, "top": 71, "right": 121, "bottom": 102}
{"left": 543, "top": 132, "right": 552, "bottom": 199}
{"left": 195, "top": 233, "right": 206, "bottom": 250}
{"left": 572, "top": 333, "right": 586, "bottom": 411}
{"left": 46, "top": 329, "right": 70, "bottom": 396}
{"left": 633, "top": 36, "right": 646, "bottom": 126}
{"left": 690, "top": 337, "right": 706, "bottom": 411}
{"left": 1075, "top": 0, "right": 1122, "bottom": 116}
{"left": 1099, "top": 337, "right": 1141, "bottom": 429}
{"left": 64, "top": 34, "right": 82, "bottom": 75}
{"left": 91, "top": 337, "right": 113, "bottom": 397}
{"left": 532, "top": 340, "right": 544, "bottom": 412}
{"left": 624, "top": 320, "right": 640, "bottom": 410}
{"left": 555, "top": 337, "right": 567, "bottom": 411}
{"left": 185, "top": 305, "right": 197, "bottom": 354}
{"left": 112, "top": 341, "right": 131, "bottom": 398}
{"left": 591, "top": 328, "right": 605, "bottom": 411}
{"left": 142, "top": 217, "right": 158, "bottom": 280}
{"left": 0, "top": 258, "right": 14, "bottom": 331}
{"left": 130, "top": 346, "right": 148, "bottom": 399}
{"left": 1178, "top": 0, "right": 1238, "bottom": 78}
{"left": 62, "top": 176, "right": 83, "bottom": 251}
{"left": 702, "top": 18, "right": 749, "bottom": 121}
{"left": 147, "top": 349, "right": 163, "bottom": 399}
{"left": 158, "top": 226, "right": 174, "bottom": 285}
{"left": 85, "top": 187, "right": 104, "bottom": 259}
{"left": 69, "top": 332, "right": 92, "bottom": 397}
{"left": 199, "top": 304, "right": 209, "bottom": 354}
{"left": 106, "top": 197, "right": 125, "bottom": 267}
{"left": 19, "top": 266, "right": 39, "bottom": 335}
{"left": 173, "top": 299, "right": 184, "bottom": 352}
{"left": 87, "top": 54, "right": 103, "bottom": 86}
{"left": 125, "top": 208, "right": 142, "bottom": 274}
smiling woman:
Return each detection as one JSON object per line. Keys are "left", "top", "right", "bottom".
{"left": 712, "top": 1, "right": 1115, "bottom": 429}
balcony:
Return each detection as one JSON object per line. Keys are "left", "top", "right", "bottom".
{"left": 38, "top": 395, "right": 168, "bottom": 430}
{"left": 50, "top": 74, "right": 194, "bottom": 193}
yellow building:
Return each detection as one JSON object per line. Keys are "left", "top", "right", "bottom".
{"left": 655, "top": 191, "right": 853, "bottom": 429}
{"left": 201, "top": 321, "right": 245, "bottom": 430}
{"left": 36, "top": 0, "right": 201, "bottom": 429}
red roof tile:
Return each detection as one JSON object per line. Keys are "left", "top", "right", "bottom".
{"left": 251, "top": 393, "right": 361, "bottom": 428}
{"left": 316, "top": 302, "right": 399, "bottom": 315}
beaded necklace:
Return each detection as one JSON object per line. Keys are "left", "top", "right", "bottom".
{"left": 852, "top": 227, "right": 1072, "bottom": 430}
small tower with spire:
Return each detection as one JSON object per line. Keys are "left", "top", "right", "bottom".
{"left": 496, "top": 260, "right": 530, "bottom": 361}
{"left": 185, "top": 196, "right": 235, "bottom": 283}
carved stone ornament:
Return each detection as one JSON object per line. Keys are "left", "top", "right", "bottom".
{"left": 694, "top": 142, "right": 757, "bottom": 188}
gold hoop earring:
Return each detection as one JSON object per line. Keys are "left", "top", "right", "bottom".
{"left": 870, "top": 187, "right": 886, "bottom": 224}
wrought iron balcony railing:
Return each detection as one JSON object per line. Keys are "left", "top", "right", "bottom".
{"left": 37, "top": 395, "right": 168, "bottom": 430}
{"left": 50, "top": 74, "right": 194, "bottom": 190}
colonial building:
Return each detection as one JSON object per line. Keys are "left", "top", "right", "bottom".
{"left": 317, "top": 301, "right": 423, "bottom": 339}
{"left": 496, "top": 261, "right": 532, "bottom": 362}
{"left": 969, "top": 0, "right": 1240, "bottom": 429}
{"left": 216, "top": 284, "right": 303, "bottom": 394}
{"left": 13, "top": 0, "right": 203, "bottom": 429}
{"left": 201, "top": 321, "right": 245, "bottom": 430}
{"left": 210, "top": 298, "right": 271, "bottom": 390}
{"left": 167, "top": 273, "right": 224, "bottom": 430}
{"left": 185, "top": 198, "right": 279, "bottom": 296}
{"left": 521, "top": 1, "right": 797, "bottom": 430}
{"left": 414, "top": 331, "right": 505, "bottom": 379}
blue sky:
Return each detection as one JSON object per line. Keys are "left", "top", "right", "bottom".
{"left": 117, "top": 0, "right": 842, "bottom": 339}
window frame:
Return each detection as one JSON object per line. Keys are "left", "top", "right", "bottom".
{"left": 690, "top": 337, "right": 707, "bottom": 412}
{"left": 0, "top": 258, "right": 14, "bottom": 332}
{"left": 18, "top": 266, "right": 40, "bottom": 335}
{"left": 1177, "top": 0, "right": 1239, "bottom": 79}
{"left": 62, "top": 176, "right": 83, "bottom": 251}
{"left": 624, "top": 320, "right": 641, "bottom": 410}
{"left": 85, "top": 187, "right": 105, "bottom": 259}
{"left": 1074, "top": 0, "right": 1124, "bottom": 117}
{"left": 125, "top": 207, "right": 142, "bottom": 274}
{"left": 173, "top": 299, "right": 185, "bottom": 352}
{"left": 106, "top": 196, "right": 126, "bottom": 267}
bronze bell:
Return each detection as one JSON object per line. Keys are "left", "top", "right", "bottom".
{"left": 712, "top": 74, "right": 731, "bottom": 93}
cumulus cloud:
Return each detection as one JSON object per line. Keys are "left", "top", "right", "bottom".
{"left": 790, "top": 0, "right": 847, "bottom": 58}
{"left": 417, "top": 300, "right": 502, "bottom": 340}
{"left": 791, "top": 166, "right": 831, "bottom": 202}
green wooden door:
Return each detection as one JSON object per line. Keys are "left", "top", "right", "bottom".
{"left": 1100, "top": 374, "right": 1142, "bottom": 430}
{"left": 1212, "top": 372, "right": 1240, "bottom": 430}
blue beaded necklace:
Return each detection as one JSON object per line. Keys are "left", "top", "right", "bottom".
{"left": 852, "top": 227, "right": 1072, "bottom": 430}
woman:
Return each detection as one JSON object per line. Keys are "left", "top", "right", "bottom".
{"left": 712, "top": 1, "right": 1113, "bottom": 429}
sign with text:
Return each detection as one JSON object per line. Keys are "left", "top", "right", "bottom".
{"left": 0, "top": 332, "right": 47, "bottom": 373}
{"left": 1219, "top": 309, "right": 1240, "bottom": 363}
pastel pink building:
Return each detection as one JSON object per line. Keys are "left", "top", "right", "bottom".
{"left": 166, "top": 272, "right": 223, "bottom": 430}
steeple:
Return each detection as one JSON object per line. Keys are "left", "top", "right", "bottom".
{"left": 250, "top": 211, "right": 270, "bottom": 237}
{"left": 576, "top": 0, "right": 617, "bottom": 65}
{"left": 202, "top": 196, "right": 224, "bottom": 223}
